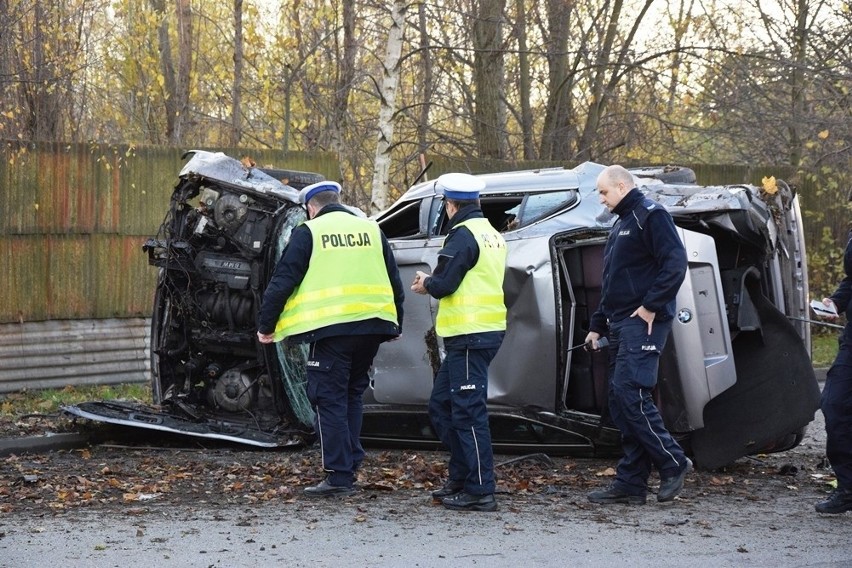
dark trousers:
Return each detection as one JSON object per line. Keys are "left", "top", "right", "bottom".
{"left": 428, "top": 346, "right": 499, "bottom": 495}
{"left": 608, "top": 317, "right": 687, "bottom": 495}
{"left": 822, "top": 337, "right": 852, "bottom": 491}
{"left": 305, "top": 334, "right": 383, "bottom": 487}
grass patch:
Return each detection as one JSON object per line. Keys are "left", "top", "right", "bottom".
{"left": 812, "top": 332, "right": 839, "bottom": 368}
{"left": 0, "top": 383, "right": 151, "bottom": 416}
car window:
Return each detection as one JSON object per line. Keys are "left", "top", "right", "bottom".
{"left": 376, "top": 199, "right": 422, "bottom": 238}
{"left": 520, "top": 191, "right": 576, "bottom": 224}
{"left": 431, "top": 191, "right": 577, "bottom": 236}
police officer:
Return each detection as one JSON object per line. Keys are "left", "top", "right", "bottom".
{"left": 813, "top": 231, "right": 852, "bottom": 514}
{"left": 257, "top": 181, "right": 405, "bottom": 497}
{"left": 584, "top": 164, "right": 692, "bottom": 505}
{"left": 410, "top": 172, "right": 507, "bottom": 512}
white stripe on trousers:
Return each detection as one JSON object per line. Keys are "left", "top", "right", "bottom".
{"left": 466, "top": 348, "right": 484, "bottom": 486}
{"left": 639, "top": 388, "right": 679, "bottom": 469}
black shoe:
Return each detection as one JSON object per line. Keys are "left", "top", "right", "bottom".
{"left": 304, "top": 479, "right": 356, "bottom": 498}
{"left": 587, "top": 485, "right": 647, "bottom": 505}
{"left": 658, "top": 458, "right": 693, "bottom": 502}
{"left": 441, "top": 491, "right": 498, "bottom": 512}
{"left": 815, "top": 488, "right": 852, "bottom": 514}
{"left": 431, "top": 480, "right": 464, "bottom": 500}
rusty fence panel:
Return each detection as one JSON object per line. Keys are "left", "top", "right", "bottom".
{"left": 0, "top": 141, "right": 339, "bottom": 323}
{"left": 0, "top": 318, "right": 150, "bottom": 393}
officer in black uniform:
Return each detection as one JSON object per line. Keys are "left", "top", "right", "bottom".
{"left": 814, "top": 230, "right": 852, "bottom": 514}
{"left": 584, "top": 164, "right": 692, "bottom": 505}
{"left": 257, "top": 181, "right": 405, "bottom": 497}
{"left": 411, "top": 172, "right": 507, "bottom": 512}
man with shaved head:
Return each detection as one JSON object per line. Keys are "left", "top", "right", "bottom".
{"left": 585, "top": 164, "right": 692, "bottom": 505}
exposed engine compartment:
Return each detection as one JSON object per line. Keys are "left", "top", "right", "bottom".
{"left": 139, "top": 151, "right": 324, "bottom": 444}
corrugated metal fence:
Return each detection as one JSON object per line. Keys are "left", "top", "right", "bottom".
{"left": 0, "top": 318, "right": 150, "bottom": 393}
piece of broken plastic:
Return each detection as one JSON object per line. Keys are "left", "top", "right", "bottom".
{"left": 810, "top": 299, "right": 838, "bottom": 316}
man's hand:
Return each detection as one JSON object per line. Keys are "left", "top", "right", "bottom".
{"left": 630, "top": 306, "right": 656, "bottom": 334}
{"left": 584, "top": 330, "right": 601, "bottom": 350}
{"left": 411, "top": 271, "right": 430, "bottom": 295}
{"left": 819, "top": 298, "right": 840, "bottom": 320}
{"left": 256, "top": 331, "right": 275, "bottom": 344}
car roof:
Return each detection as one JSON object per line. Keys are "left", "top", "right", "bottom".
{"left": 398, "top": 162, "right": 606, "bottom": 203}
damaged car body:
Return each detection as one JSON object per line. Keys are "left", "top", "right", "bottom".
{"left": 367, "top": 164, "right": 819, "bottom": 468}
{"left": 65, "top": 152, "right": 820, "bottom": 469}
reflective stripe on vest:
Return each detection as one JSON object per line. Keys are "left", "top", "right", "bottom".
{"left": 273, "top": 211, "right": 397, "bottom": 340}
{"left": 436, "top": 218, "right": 507, "bottom": 337}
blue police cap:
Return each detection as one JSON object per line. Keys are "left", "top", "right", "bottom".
{"left": 435, "top": 173, "right": 485, "bottom": 200}
{"left": 299, "top": 181, "right": 341, "bottom": 204}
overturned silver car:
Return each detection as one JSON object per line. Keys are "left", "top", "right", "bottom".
{"left": 368, "top": 164, "right": 818, "bottom": 468}
{"left": 66, "top": 152, "right": 819, "bottom": 469}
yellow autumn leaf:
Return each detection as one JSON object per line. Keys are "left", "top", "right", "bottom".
{"left": 818, "top": 130, "right": 829, "bottom": 139}
{"left": 762, "top": 176, "right": 778, "bottom": 195}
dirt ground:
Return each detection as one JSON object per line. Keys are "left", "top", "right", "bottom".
{"left": 0, "top": 410, "right": 850, "bottom": 567}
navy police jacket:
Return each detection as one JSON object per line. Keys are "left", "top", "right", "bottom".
{"left": 829, "top": 231, "right": 852, "bottom": 343}
{"left": 589, "top": 188, "right": 687, "bottom": 335}
{"left": 257, "top": 204, "right": 405, "bottom": 344}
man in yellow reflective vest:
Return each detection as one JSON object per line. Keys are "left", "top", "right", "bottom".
{"left": 257, "top": 181, "right": 405, "bottom": 497}
{"left": 411, "top": 173, "right": 507, "bottom": 512}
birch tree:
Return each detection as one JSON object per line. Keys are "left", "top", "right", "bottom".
{"left": 370, "top": 1, "right": 409, "bottom": 213}
{"left": 230, "top": 0, "right": 244, "bottom": 147}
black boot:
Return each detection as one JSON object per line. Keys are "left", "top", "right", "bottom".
{"left": 587, "top": 484, "right": 647, "bottom": 505}
{"left": 304, "top": 479, "right": 356, "bottom": 498}
{"left": 441, "top": 491, "right": 497, "bottom": 512}
{"left": 815, "top": 488, "right": 852, "bottom": 514}
{"left": 431, "top": 480, "right": 464, "bottom": 500}
{"left": 658, "top": 458, "right": 693, "bottom": 502}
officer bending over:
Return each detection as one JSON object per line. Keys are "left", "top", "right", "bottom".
{"left": 257, "top": 181, "right": 405, "bottom": 497}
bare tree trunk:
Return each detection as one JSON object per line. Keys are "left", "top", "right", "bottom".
{"left": 330, "top": 0, "right": 357, "bottom": 176}
{"left": 473, "top": 0, "right": 507, "bottom": 159}
{"left": 539, "top": 0, "right": 575, "bottom": 160}
{"left": 151, "top": 0, "right": 192, "bottom": 145}
{"left": 666, "top": 0, "right": 694, "bottom": 116}
{"left": 416, "top": 2, "right": 433, "bottom": 162}
{"left": 370, "top": 1, "right": 408, "bottom": 214}
{"left": 514, "top": 0, "right": 535, "bottom": 159}
{"left": 788, "top": 0, "right": 808, "bottom": 167}
{"left": 150, "top": 0, "right": 177, "bottom": 143}
{"left": 22, "top": 2, "right": 64, "bottom": 141}
{"left": 0, "top": 0, "right": 15, "bottom": 138}
{"left": 231, "top": 0, "right": 244, "bottom": 147}
{"left": 173, "top": 0, "right": 192, "bottom": 145}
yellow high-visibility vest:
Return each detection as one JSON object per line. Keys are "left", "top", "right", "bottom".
{"left": 436, "top": 218, "right": 507, "bottom": 337}
{"left": 272, "top": 211, "right": 397, "bottom": 340}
